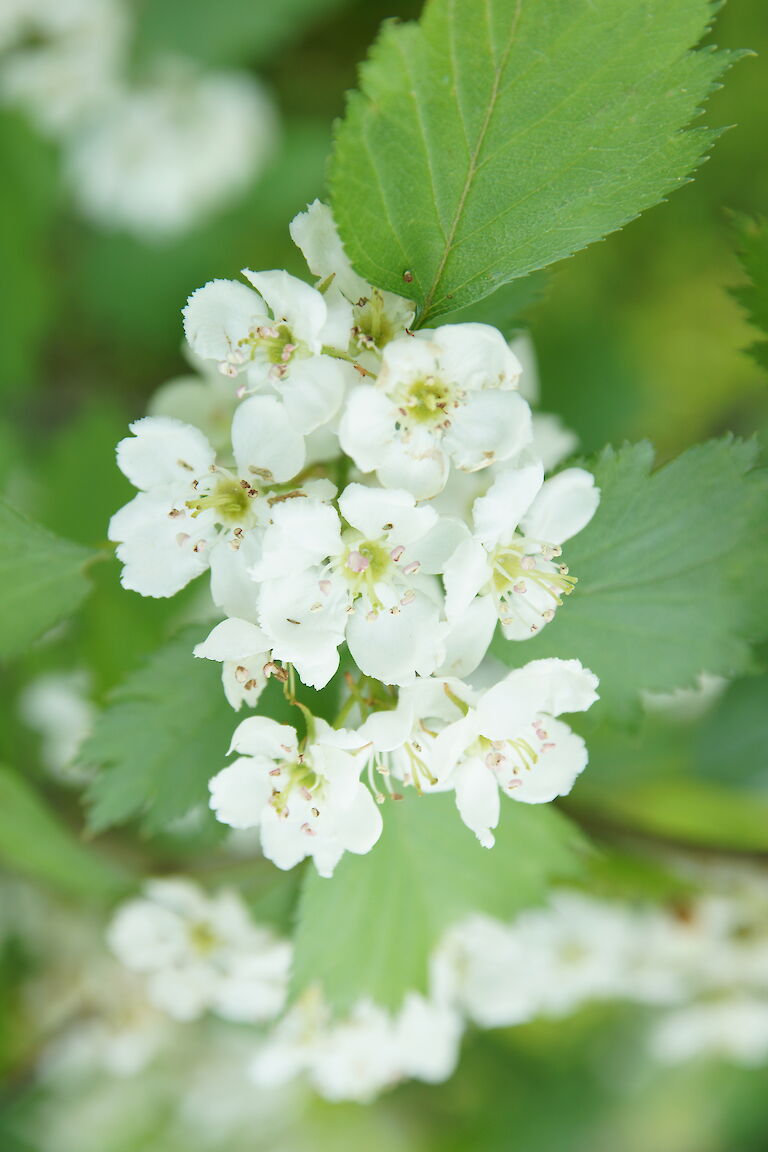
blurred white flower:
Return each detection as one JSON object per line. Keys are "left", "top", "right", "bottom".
{"left": 108, "top": 878, "right": 291, "bottom": 1023}
{"left": 251, "top": 988, "right": 461, "bottom": 1102}
{"left": 650, "top": 997, "right": 768, "bottom": 1066}
{"left": 67, "top": 62, "right": 277, "bottom": 238}
{"left": 0, "top": 0, "right": 127, "bottom": 136}
{"left": 19, "top": 670, "right": 94, "bottom": 783}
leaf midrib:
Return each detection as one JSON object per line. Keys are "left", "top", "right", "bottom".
{"left": 419, "top": 0, "right": 522, "bottom": 322}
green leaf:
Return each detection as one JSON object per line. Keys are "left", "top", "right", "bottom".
{"left": 82, "top": 627, "right": 236, "bottom": 836}
{"left": 695, "top": 673, "right": 768, "bottom": 789}
{"left": 0, "top": 766, "right": 127, "bottom": 900}
{"left": 492, "top": 438, "right": 768, "bottom": 717}
{"left": 331, "top": 0, "right": 731, "bottom": 324}
{"left": 292, "top": 792, "right": 584, "bottom": 1012}
{"left": 0, "top": 501, "right": 95, "bottom": 661}
{"left": 731, "top": 213, "right": 768, "bottom": 373}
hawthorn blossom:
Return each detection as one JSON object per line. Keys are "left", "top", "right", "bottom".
{"left": 290, "top": 199, "right": 414, "bottom": 355}
{"left": 253, "top": 482, "right": 466, "bottom": 687}
{"left": 251, "top": 989, "right": 462, "bottom": 1102}
{"left": 650, "top": 998, "right": 768, "bottom": 1066}
{"left": 339, "top": 324, "right": 531, "bottom": 499}
{"left": 0, "top": 0, "right": 127, "bottom": 136}
{"left": 68, "top": 64, "right": 277, "bottom": 239}
{"left": 444, "top": 457, "right": 600, "bottom": 640}
{"left": 433, "top": 658, "right": 599, "bottom": 846}
{"left": 193, "top": 618, "right": 273, "bottom": 710}
{"left": 342, "top": 675, "right": 476, "bottom": 797}
{"left": 183, "top": 269, "right": 355, "bottom": 432}
{"left": 108, "top": 396, "right": 319, "bottom": 616}
{"left": 208, "top": 716, "right": 382, "bottom": 877}
{"left": 107, "top": 879, "right": 290, "bottom": 1023}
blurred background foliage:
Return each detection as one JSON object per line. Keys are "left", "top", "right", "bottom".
{"left": 1, "top": 0, "right": 768, "bottom": 1149}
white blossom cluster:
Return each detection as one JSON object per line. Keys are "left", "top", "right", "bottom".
{"left": 97, "top": 865, "right": 768, "bottom": 1107}
{"left": 0, "top": 0, "right": 276, "bottom": 237}
{"left": 108, "top": 201, "right": 601, "bottom": 873}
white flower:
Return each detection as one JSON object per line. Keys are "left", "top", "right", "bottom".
{"left": 0, "top": 0, "right": 127, "bottom": 137}
{"left": 339, "top": 324, "right": 531, "bottom": 498}
{"left": 183, "top": 269, "right": 355, "bottom": 432}
{"left": 431, "top": 915, "right": 538, "bottom": 1028}
{"left": 107, "top": 878, "right": 290, "bottom": 1023}
{"left": 193, "top": 618, "right": 273, "bottom": 710}
{"left": 345, "top": 675, "right": 476, "bottom": 796}
{"left": 290, "top": 199, "right": 414, "bottom": 354}
{"left": 444, "top": 458, "right": 600, "bottom": 640}
{"left": 208, "top": 716, "right": 383, "bottom": 877}
{"left": 108, "top": 396, "right": 310, "bottom": 614}
{"left": 650, "top": 997, "right": 768, "bottom": 1066}
{"left": 251, "top": 989, "right": 462, "bottom": 1102}
{"left": 434, "top": 658, "right": 599, "bottom": 847}
{"left": 393, "top": 993, "right": 463, "bottom": 1084}
{"left": 254, "top": 482, "right": 465, "bottom": 687}
{"left": 67, "top": 64, "right": 277, "bottom": 239}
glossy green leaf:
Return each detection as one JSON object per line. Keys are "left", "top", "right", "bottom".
{"left": 331, "top": 0, "right": 731, "bottom": 324}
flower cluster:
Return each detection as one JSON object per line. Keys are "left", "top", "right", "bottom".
{"left": 109, "top": 201, "right": 601, "bottom": 874}
{"left": 0, "top": 0, "right": 276, "bottom": 238}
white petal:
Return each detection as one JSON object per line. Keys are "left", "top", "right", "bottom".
{"left": 338, "top": 386, "right": 394, "bottom": 472}
{"left": 377, "top": 433, "right": 449, "bottom": 500}
{"left": 229, "top": 716, "right": 298, "bottom": 759}
{"left": 242, "top": 269, "right": 327, "bottom": 350}
{"left": 276, "top": 355, "right": 349, "bottom": 433}
{"left": 417, "top": 516, "right": 470, "bottom": 576}
{"left": 529, "top": 412, "right": 578, "bottom": 472}
{"left": 378, "top": 335, "right": 438, "bottom": 387}
{"left": 258, "top": 811, "right": 312, "bottom": 872}
{"left": 453, "top": 757, "right": 500, "bottom": 848}
{"left": 320, "top": 285, "right": 355, "bottom": 349}
{"left": 443, "top": 537, "right": 491, "bottom": 618}
{"left": 209, "top": 758, "right": 273, "bottom": 829}
{"left": 231, "top": 395, "right": 305, "bottom": 482}
{"left": 339, "top": 483, "right": 436, "bottom": 544}
{"left": 289, "top": 199, "right": 368, "bottom": 302}
{"left": 193, "top": 617, "right": 271, "bottom": 662}
{"left": 356, "top": 700, "right": 415, "bottom": 752}
{"left": 209, "top": 538, "right": 262, "bottom": 620}
{"left": 437, "top": 595, "right": 497, "bottom": 678}
{"left": 337, "top": 784, "right": 384, "bottom": 857}
{"left": 521, "top": 467, "right": 600, "bottom": 544}
{"left": 116, "top": 416, "right": 214, "bottom": 491}
{"left": 509, "top": 332, "right": 539, "bottom": 403}
{"left": 253, "top": 501, "right": 341, "bottom": 581}
{"left": 478, "top": 658, "right": 600, "bottom": 737}
{"left": 445, "top": 390, "right": 532, "bottom": 472}
{"left": 346, "top": 593, "right": 441, "bottom": 685}
{"left": 183, "top": 279, "right": 264, "bottom": 361}
{"left": 471, "top": 459, "right": 544, "bottom": 547}
{"left": 433, "top": 323, "right": 522, "bottom": 390}
{"left": 112, "top": 500, "right": 210, "bottom": 598}
{"left": 506, "top": 718, "right": 587, "bottom": 803}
